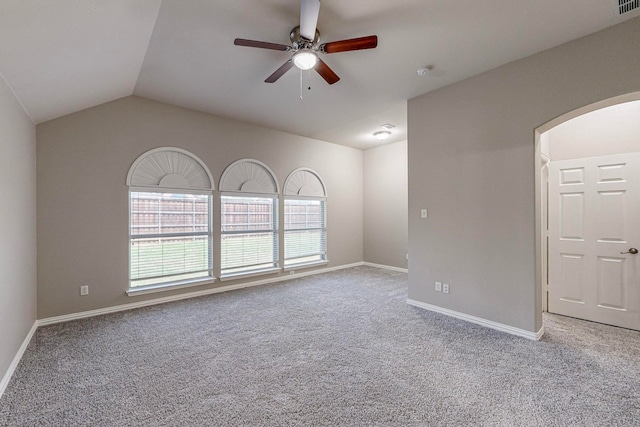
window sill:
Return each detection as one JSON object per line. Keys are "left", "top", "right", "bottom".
{"left": 219, "top": 267, "right": 281, "bottom": 282}
{"left": 127, "top": 277, "right": 216, "bottom": 297}
{"left": 283, "top": 260, "right": 329, "bottom": 271}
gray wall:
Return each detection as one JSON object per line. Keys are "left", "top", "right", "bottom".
{"left": 548, "top": 100, "right": 640, "bottom": 160}
{"left": 363, "top": 140, "right": 408, "bottom": 269}
{"left": 37, "top": 96, "right": 363, "bottom": 319}
{"left": 407, "top": 17, "right": 640, "bottom": 333}
{"left": 0, "top": 76, "right": 37, "bottom": 384}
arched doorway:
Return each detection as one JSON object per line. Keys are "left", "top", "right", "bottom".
{"left": 535, "top": 92, "right": 640, "bottom": 330}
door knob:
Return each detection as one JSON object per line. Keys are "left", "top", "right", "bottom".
{"left": 620, "top": 248, "right": 638, "bottom": 254}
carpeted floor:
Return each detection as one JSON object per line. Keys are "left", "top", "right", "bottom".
{"left": 1, "top": 266, "right": 639, "bottom": 426}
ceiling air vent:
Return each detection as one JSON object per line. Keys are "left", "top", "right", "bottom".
{"left": 615, "top": 0, "right": 639, "bottom": 15}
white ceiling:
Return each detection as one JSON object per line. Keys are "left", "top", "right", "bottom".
{"left": 0, "top": 0, "right": 637, "bottom": 149}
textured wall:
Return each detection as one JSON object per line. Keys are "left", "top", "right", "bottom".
{"left": 36, "top": 96, "right": 363, "bottom": 318}
{"left": 0, "top": 75, "right": 36, "bottom": 387}
{"left": 408, "top": 17, "right": 640, "bottom": 333}
{"left": 363, "top": 140, "right": 408, "bottom": 269}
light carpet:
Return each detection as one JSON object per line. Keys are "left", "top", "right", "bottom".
{"left": 1, "top": 266, "right": 639, "bottom": 426}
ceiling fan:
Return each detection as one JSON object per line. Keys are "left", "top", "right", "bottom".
{"left": 234, "top": 0, "right": 377, "bottom": 85}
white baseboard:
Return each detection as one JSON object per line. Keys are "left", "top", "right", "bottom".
{"left": 407, "top": 299, "right": 544, "bottom": 341}
{"left": 0, "top": 320, "right": 38, "bottom": 399}
{"left": 38, "top": 262, "right": 365, "bottom": 326}
{"left": 362, "top": 262, "right": 408, "bottom": 273}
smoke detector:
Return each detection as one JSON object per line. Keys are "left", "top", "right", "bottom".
{"left": 417, "top": 66, "right": 434, "bottom": 76}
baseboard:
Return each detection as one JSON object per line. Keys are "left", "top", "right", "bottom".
{"left": 0, "top": 320, "right": 38, "bottom": 399}
{"left": 362, "top": 262, "right": 408, "bottom": 273}
{"left": 38, "top": 262, "right": 365, "bottom": 326}
{"left": 407, "top": 299, "right": 544, "bottom": 341}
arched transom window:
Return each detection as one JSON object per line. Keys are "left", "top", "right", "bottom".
{"left": 219, "top": 159, "right": 280, "bottom": 278}
{"left": 126, "top": 147, "right": 214, "bottom": 291}
{"left": 283, "top": 168, "right": 327, "bottom": 267}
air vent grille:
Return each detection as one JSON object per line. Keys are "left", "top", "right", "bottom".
{"left": 616, "top": 0, "right": 639, "bottom": 15}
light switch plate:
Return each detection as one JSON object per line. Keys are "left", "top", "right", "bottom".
{"left": 421, "top": 209, "right": 428, "bottom": 219}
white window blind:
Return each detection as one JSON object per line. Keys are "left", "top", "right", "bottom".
{"left": 130, "top": 191, "right": 212, "bottom": 288}
{"left": 221, "top": 195, "right": 279, "bottom": 276}
{"left": 284, "top": 198, "right": 326, "bottom": 266}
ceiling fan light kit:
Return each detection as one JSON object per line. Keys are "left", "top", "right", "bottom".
{"left": 233, "top": 0, "right": 377, "bottom": 86}
{"left": 292, "top": 49, "right": 318, "bottom": 70}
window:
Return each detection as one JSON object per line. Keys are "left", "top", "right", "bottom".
{"left": 130, "top": 191, "right": 212, "bottom": 288}
{"left": 219, "top": 159, "right": 280, "bottom": 278}
{"left": 126, "top": 147, "right": 214, "bottom": 292}
{"left": 221, "top": 195, "right": 278, "bottom": 276}
{"left": 283, "top": 168, "right": 328, "bottom": 268}
{"left": 284, "top": 198, "right": 326, "bottom": 266}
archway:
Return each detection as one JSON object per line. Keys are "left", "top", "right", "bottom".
{"left": 535, "top": 92, "right": 640, "bottom": 330}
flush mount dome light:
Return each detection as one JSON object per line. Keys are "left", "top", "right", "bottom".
{"left": 292, "top": 49, "right": 318, "bottom": 70}
{"left": 373, "top": 131, "right": 391, "bottom": 141}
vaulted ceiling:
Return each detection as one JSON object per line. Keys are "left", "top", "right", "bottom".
{"left": 0, "top": 1, "right": 637, "bottom": 149}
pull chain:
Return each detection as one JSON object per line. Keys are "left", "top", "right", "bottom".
{"left": 299, "top": 69, "right": 312, "bottom": 100}
{"left": 299, "top": 69, "right": 303, "bottom": 100}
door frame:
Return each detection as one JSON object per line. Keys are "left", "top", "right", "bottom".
{"left": 534, "top": 92, "right": 640, "bottom": 319}
{"left": 540, "top": 153, "right": 549, "bottom": 313}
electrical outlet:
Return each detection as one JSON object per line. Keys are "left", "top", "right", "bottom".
{"left": 435, "top": 281, "right": 442, "bottom": 292}
{"left": 442, "top": 283, "right": 449, "bottom": 294}
{"left": 80, "top": 285, "right": 89, "bottom": 296}
{"left": 405, "top": 253, "right": 409, "bottom": 260}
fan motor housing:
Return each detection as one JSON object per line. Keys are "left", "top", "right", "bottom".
{"left": 290, "top": 26, "right": 320, "bottom": 50}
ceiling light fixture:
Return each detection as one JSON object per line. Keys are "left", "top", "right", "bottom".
{"left": 292, "top": 49, "right": 318, "bottom": 70}
{"left": 373, "top": 130, "right": 391, "bottom": 141}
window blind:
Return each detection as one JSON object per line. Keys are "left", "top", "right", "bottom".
{"left": 221, "top": 195, "right": 279, "bottom": 276}
{"left": 130, "top": 191, "right": 212, "bottom": 288}
{"left": 284, "top": 198, "right": 326, "bottom": 266}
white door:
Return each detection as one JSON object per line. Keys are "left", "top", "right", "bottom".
{"left": 548, "top": 153, "right": 640, "bottom": 330}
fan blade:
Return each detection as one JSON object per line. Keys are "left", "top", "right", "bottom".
{"left": 234, "top": 38, "right": 290, "bottom": 51}
{"left": 320, "top": 35, "right": 378, "bottom": 54}
{"left": 265, "top": 60, "right": 295, "bottom": 83}
{"left": 315, "top": 59, "right": 340, "bottom": 85}
{"left": 300, "top": 0, "right": 320, "bottom": 41}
